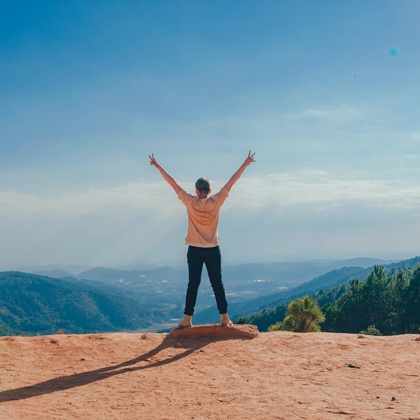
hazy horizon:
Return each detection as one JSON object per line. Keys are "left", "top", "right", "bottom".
{"left": 2, "top": 253, "right": 417, "bottom": 277}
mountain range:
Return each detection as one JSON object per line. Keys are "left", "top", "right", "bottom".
{"left": 2, "top": 256, "right": 417, "bottom": 335}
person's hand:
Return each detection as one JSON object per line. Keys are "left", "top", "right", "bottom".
{"left": 149, "top": 154, "right": 159, "bottom": 168}
{"left": 244, "top": 150, "right": 256, "bottom": 166}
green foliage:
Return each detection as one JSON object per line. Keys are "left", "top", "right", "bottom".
{"left": 0, "top": 271, "right": 163, "bottom": 335}
{"left": 268, "top": 296, "right": 325, "bottom": 332}
{"left": 213, "top": 266, "right": 365, "bottom": 327}
{"left": 268, "top": 321, "right": 283, "bottom": 331}
{"left": 404, "top": 267, "right": 420, "bottom": 332}
{"left": 359, "top": 325, "right": 382, "bottom": 336}
{"left": 236, "top": 259, "right": 420, "bottom": 335}
{"left": 236, "top": 303, "right": 289, "bottom": 331}
{"left": 0, "top": 321, "right": 16, "bottom": 336}
{"left": 322, "top": 265, "right": 420, "bottom": 335}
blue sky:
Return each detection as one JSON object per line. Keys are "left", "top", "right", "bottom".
{"left": 1, "top": 1, "right": 419, "bottom": 269}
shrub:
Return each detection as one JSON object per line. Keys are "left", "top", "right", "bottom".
{"left": 359, "top": 325, "right": 382, "bottom": 336}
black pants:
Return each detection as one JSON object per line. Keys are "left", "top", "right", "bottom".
{"left": 184, "top": 245, "right": 228, "bottom": 316}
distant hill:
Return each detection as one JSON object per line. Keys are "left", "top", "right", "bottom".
{"left": 72, "top": 258, "right": 390, "bottom": 310}
{"left": 193, "top": 256, "right": 420, "bottom": 324}
{"left": 15, "top": 264, "right": 89, "bottom": 276}
{"left": 226, "top": 256, "right": 420, "bottom": 331}
{"left": 3, "top": 257, "right": 403, "bottom": 333}
{"left": 32, "top": 269, "right": 74, "bottom": 278}
{"left": 0, "top": 272, "right": 164, "bottom": 335}
{"left": 193, "top": 266, "right": 365, "bottom": 324}
{"left": 76, "top": 266, "right": 182, "bottom": 283}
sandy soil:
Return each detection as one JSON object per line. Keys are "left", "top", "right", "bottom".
{"left": 0, "top": 330, "right": 419, "bottom": 419}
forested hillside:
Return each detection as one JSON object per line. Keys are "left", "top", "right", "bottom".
{"left": 0, "top": 272, "right": 164, "bottom": 335}
{"left": 322, "top": 265, "right": 420, "bottom": 335}
{"left": 195, "top": 266, "right": 366, "bottom": 324}
{"left": 1, "top": 257, "right": 418, "bottom": 335}
{"left": 237, "top": 259, "right": 420, "bottom": 335}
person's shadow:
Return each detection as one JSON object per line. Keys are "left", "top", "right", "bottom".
{"left": 0, "top": 334, "right": 251, "bottom": 403}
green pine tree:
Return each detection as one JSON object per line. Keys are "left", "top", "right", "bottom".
{"left": 269, "top": 296, "right": 325, "bottom": 332}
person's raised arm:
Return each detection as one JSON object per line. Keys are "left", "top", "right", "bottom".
{"left": 223, "top": 150, "right": 256, "bottom": 192}
{"left": 149, "top": 154, "right": 182, "bottom": 195}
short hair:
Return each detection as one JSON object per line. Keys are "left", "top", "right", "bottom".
{"left": 195, "top": 177, "right": 211, "bottom": 192}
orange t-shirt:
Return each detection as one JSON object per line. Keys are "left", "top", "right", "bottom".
{"left": 178, "top": 187, "right": 229, "bottom": 247}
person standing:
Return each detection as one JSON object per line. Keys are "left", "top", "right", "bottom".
{"left": 149, "top": 151, "right": 256, "bottom": 328}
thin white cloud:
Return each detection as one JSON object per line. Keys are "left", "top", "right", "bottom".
{"left": 2, "top": 171, "right": 420, "bottom": 218}
{"left": 227, "top": 171, "right": 420, "bottom": 212}
{"left": 286, "top": 106, "right": 363, "bottom": 124}
{"left": 0, "top": 182, "right": 181, "bottom": 217}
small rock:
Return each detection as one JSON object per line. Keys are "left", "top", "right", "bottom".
{"left": 347, "top": 363, "right": 360, "bottom": 369}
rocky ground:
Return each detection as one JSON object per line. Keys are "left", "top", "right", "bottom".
{"left": 0, "top": 328, "right": 419, "bottom": 419}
